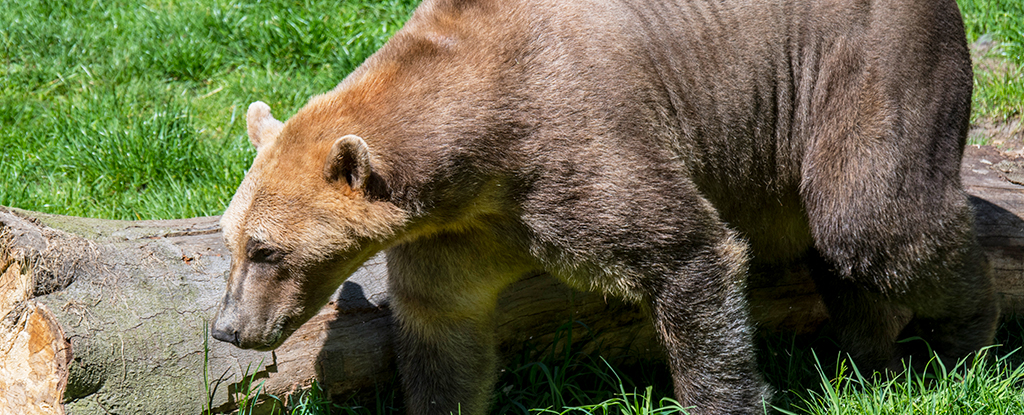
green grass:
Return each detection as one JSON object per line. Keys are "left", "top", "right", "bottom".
{"left": 223, "top": 319, "right": 1024, "bottom": 415}
{"left": 4, "top": 0, "right": 1024, "bottom": 414}
{"left": 961, "top": 0, "right": 1024, "bottom": 65}
{"left": 0, "top": 0, "right": 416, "bottom": 219}
{"left": 959, "top": 0, "right": 1024, "bottom": 128}
{"left": 790, "top": 353, "right": 1024, "bottom": 415}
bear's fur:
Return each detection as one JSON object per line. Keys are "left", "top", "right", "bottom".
{"left": 211, "top": 0, "right": 998, "bottom": 413}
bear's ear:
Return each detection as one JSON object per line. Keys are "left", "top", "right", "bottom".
{"left": 246, "top": 101, "right": 284, "bottom": 150}
{"left": 324, "top": 135, "right": 373, "bottom": 191}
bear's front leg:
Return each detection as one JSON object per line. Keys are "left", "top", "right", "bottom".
{"left": 386, "top": 229, "right": 534, "bottom": 415}
{"left": 392, "top": 308, "right": 498, "bottom": 415}
{"left": 647, "top": 234, "right": 770, "bottom": 415}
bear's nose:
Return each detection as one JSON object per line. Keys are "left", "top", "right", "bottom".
{"left": 210, "top": 321, "right": 240, "bottom": 346}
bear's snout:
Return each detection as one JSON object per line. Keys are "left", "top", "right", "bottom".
{"left": 211, "top": 293, "right": 243, "bottom": 346}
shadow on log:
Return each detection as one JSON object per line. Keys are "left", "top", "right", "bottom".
{"left": 1, "top": 146, "right": 1022, "bottom": 414}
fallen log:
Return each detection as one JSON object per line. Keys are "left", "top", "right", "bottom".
{"left": 1, "top": 146, "right": 1022, "bottom": 415}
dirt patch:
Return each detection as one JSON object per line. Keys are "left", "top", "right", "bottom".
{"left": 970, "top": 119, "right": 1024, "bottom": 155}
{"left": 970, "top": 34, "right": 1015, "bottom": 74}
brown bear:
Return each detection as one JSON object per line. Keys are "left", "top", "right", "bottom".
{"left": 210, "top": 0, "right": 998, "bottom": 413}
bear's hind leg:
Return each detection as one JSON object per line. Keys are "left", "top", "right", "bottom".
{"left": 798, "top": 11, "right": 996, "bottom": 372}
{"left": 811, "top": 239, "right": 998, "bottom": 374}
{"left": 808, "top": 251, "right": 912, "bottom": 371}
{"left": 895, "top": 241, "right": 999, "bottom": 372}
{"left": 803, "top": 153, "right": 999, "bottom": 374}
{"left": 647, "top": 233, "right": 770, "bottom": 415}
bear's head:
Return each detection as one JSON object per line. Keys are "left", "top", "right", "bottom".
{"left": 210, "top": 101, "right": 406, "bottom": 350}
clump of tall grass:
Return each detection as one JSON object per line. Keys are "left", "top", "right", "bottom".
{"left": 781, "top": 348, "right": 1024, "bottom": 415}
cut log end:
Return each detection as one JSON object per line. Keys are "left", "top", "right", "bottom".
{"left": 0, "top": 302, "right": 70, "bottom": 415}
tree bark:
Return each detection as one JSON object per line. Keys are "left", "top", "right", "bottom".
{"left": 1, "top": 146, "right": 1022, "bottom": 415}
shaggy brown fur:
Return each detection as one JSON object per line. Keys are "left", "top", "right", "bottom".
{"left": 211, "top": 0, "right": 997, "bottom": 413}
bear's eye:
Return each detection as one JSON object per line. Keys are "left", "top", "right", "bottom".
{"left": 250, "top": 248, "right": 278, "bottom": 263}
{"left": 246, "top": 240, "right": 283, "bottom": 263}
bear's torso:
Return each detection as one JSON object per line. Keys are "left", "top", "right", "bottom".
{"left": 278, "top": 0, "right": 967, "bottom": 286}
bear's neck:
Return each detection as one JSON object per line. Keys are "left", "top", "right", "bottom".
{"left": 304, "top": 2, "right": 535, "bottom": 222}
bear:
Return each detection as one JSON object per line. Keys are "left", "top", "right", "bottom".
{"left": 210, "top": 0, "right": 998, "bottom": 413}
